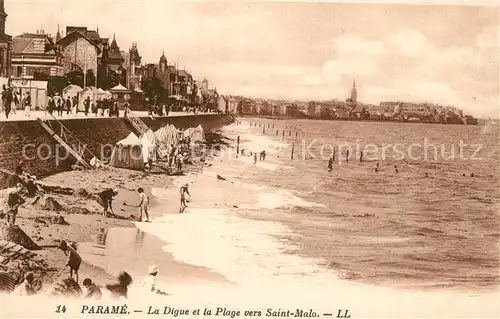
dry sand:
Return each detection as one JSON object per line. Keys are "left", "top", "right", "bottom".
{"left": 1, "top": 154, "right": 226, "bottom": 291}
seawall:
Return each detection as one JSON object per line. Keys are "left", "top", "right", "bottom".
{"left": 0, "top": 114, "right": 234, "bottom": 188}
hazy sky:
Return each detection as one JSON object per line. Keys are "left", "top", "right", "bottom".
{"left": 5, "top": 1, "right": 499, "bottom": 117}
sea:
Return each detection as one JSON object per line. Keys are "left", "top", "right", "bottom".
{"left": 78, "top": 119, "right": 500, "bottom": 318}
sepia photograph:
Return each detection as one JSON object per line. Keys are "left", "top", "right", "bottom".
{"left": 0, "top": 0, "right": 498, "bottom": 318}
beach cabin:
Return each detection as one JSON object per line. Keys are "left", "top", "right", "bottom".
{"left": 110, "top": 84, "right": 130, "bottom": 107}
{"left": 62, "top": 84, "right": 82, "bottom": 100}
{"left": 10, "top": 78, "right": 48, "bottom": 110}
{"left": 109, "top": 133, "right": 145, "bottom": 171}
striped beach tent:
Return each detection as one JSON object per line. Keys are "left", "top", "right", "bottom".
{"left": 141, "top": 129, "right": 158, "bottom": 163}
{"left": 155, "top": 127, "right": 170, "bottom": 158}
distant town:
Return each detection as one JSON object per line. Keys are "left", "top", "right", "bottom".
{"left": 215, "top": 80, "right": 479, "bottom": 125}
{"left": 0, "top": 1, "right": 479, "bottom": 124}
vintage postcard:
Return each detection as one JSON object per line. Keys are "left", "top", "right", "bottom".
{"left": 0, "top": 0, "right": 498, "bottom": 318}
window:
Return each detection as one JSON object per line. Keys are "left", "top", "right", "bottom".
{"left": 16, "top": 66, "right": 22, "bottom": 77}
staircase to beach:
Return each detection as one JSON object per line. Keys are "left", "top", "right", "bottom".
{"left": 36, "top": 116, "right": 98, "bottom": 170}
{"left": 126, "top": 116, "right": 150, "bottom": 137}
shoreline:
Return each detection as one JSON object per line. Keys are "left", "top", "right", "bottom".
{"left": 0, "top": 131, "right": 233, "bottom": 291}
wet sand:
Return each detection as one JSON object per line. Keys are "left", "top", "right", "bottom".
{"left": 1, "top": 154, "right": 229, "bottom": 290}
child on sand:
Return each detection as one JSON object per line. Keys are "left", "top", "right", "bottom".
{"left": 179, "top": 184, "right": 191, "bottom": 214}
{"left": 58, "top": 240, "right": 82, "bottom": 283}
{"left": 137, "top": 188, "right": 150, "bottom": 222}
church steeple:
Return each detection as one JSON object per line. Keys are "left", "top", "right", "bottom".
{"left": 55, "top": 24, "right": 61, "bottom": 42}
{"left": 350, "top": 78, "right": 357, "bottom": 103}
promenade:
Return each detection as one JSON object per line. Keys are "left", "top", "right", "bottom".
{"left": 0, "top": 110, "right": 208, "bottom": 122}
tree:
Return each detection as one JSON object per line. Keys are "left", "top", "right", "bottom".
{"left": 47, "top": 76, "right": 69, "bottom": 96}
{"left": 141, "top": 77, "right": 165, "bottom": 103}
{"left": 66, "top": 71, "right": 84, "bottom": 87}
{"left": 85, "top": 69, "right": 96, "bottom": 87}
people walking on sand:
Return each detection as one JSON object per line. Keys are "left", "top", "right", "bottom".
{"left": 394, "top": 165, "right": 399, "bottom": 174}
{"left": 105, "top": 271, "right": 132, "bottom": 300}
{"left": 374, "top": 163, "right": 380, "bottom": 173}
{"left": 3, "top": 183, "right": 26, "bottom": 226}
{"left": 259, "top": 150, "right": 266, "bottom": 161}
{"left": 96, "top": 188, "right": 118, "bottom": 217}
{"left": 137, "top": 188, "right": 150, "bottom": 222}
{"left": 179, "top": 183, "right": 191, "bottom": 214}
{"left": 82, "top": 278, "right": 102, "bottom": 300}
{"left": 58, "top": 240, "right": 82, "bottom": 283}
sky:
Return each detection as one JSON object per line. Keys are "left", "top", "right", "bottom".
{"left": 4, "top": 0, "right": 499, "bottom": 118}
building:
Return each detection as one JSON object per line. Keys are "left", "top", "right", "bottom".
{"left": 227, "top": 96, "right": 239, "bottom": 113}
{"left": 57, "top": 26, "right": 100, "bottom": 75}
{"left": 126, "top": 42, "right": 142, "bottom": 90}
{"left": 217, "top": 95, "right": 228, "bottom": 113}
{"left": 101, "top": 34, "right": 126, "bottom": 87}
{"left": 0, "top": 0, "right": 12, "bottom": 77}
{"left": 350, "top": 79, "right": 357, "bottom": 104}
{"left": 351, "top": 105, "right": 369, "bottom": 119}
{"left": 11, "top": 31, "right": 64, "bottom": 78}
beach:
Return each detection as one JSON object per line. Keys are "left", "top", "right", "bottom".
{"left": 1, "top": 118, "right": 499, "bottom": 318}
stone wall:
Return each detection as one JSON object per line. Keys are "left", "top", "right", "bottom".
{"left": 0, "top": 114, "right": 234, "bottom": 188}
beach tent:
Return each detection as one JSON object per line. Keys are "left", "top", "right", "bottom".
{"left": 183, "top": 125, "right": 206, "bottom": 143}
{"left": 141, "top": 129, "right": 158, "bottom": 163}
{"left": 155, "top": 125, "right": 180, "bottom": 158}
{"left": 62, "top": 84, "right": 83, "bottom": 99}
{"left": 79, "top": 86, "right": 100, "bottom": 111}
{"left": 109, "top": 133, "right": 145, "bottom": 171}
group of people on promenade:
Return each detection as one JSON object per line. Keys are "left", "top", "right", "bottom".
{"left": 46, "top": 94, "right": 129, "bottom": 118}
{"left": 0, "top": 85, "right": 31, "bottom": 119}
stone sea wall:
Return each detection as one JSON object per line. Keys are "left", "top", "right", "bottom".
{"left": 0, "top": 114, "right": 234, "bottom": 187}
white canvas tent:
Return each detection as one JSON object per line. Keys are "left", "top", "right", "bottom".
{"left": 109, "top": 133, "right": 145, "bottom": 170}
{"left": 62, "top": 84, "right": 83, "bottom": 99}
{"left": 141, "top": 130, "right": 158, "bottom": 163}
{"left": 183, "top": 125, "right": 206, "bottom": 143}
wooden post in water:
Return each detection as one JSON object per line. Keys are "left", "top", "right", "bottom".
{"left": 296, "top": 131, "right": 298, "bottom": 137}
{"left": 289, "top": 131, "right": 291, "bottom": 137}
{"left": 282, "top": 130, "right": 285, "bottom": 137}
{"left": 276, "top": 130, "right": 278, "bottom": 135}
{"left": 263, "top": 125, "right": 265, "bottom": 134}
{"left": 236, "top": 135, "right": 240, "bottom": 157}
{"left": 360, "top": 150, "right": 363, "bottom": 162}
{"left": 291, "top": 143, "right": 295, "bottom": 160}
{"left": 333, "top": 147, "right": 336, "bottom": 162}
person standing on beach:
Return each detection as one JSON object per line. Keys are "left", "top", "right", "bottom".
{"left": 58, "top": 240, "right": 82, "bottom": 283}
{"left": 96, "top": 188, "right": 118, "bottom": 217}
{"left": 179, "top": 183, "right": 191, "bottom": 214}
{"left": 254, "top": 152, "right": 257, "bottom": 164}
{"left": 328, "top": 157, "right": 333, "bottom": 172}
{"left": 137, "top": 188, "right": 150, "bottom": 222}
{"left": 3, "top": 183, "right": 26, "bottom": 226}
